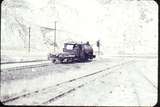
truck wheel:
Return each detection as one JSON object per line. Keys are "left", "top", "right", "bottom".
{"left": 84, "top": 54, "right": 88, "bottom": 61}
{"left": 63, "top": 58, "right": 68, "bottom": 63}
{"left": 68, "top": 58, "right": 73, "bottom": 63}
{"left": 60, "top": 59, "right": 64, "bottom": 63}
{"left": 52, "top": 59, "right": 56, "bottom": 63}
{"left": 55, "top": 59, "right": 61, "bottom": 64}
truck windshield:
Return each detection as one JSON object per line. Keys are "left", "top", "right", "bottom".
{"left": 66, "top": 44, "right": 74, "bottom": 50}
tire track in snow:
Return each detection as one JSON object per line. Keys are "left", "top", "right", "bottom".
{"left": 42, "top": 68, "right": 117, "bottom": 104}
{"left": 2, "top": 60, "right": 134, "bottom": 105}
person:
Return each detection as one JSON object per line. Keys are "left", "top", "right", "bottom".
{"left": 97, "top": 40, "right": 100, "bottom": 47}
{"left": 97, "top": 40, "right": 100, "bottom": 55}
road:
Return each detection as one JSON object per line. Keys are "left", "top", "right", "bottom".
{"left": 0, "top": 57, "right": 158, "bottom": 106}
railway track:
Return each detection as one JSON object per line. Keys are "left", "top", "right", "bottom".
{"left": 2, "top": 60, "right": 134, "bottom": 105}
{"left": 1, "top": 61, "right": 51, "bottom": 71}
{"left": 1, "top": 60, "right": 48, "bottom": 65}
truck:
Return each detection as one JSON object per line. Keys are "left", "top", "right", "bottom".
{"left": 48, "top": 42, "right": 96, "bottom": 63}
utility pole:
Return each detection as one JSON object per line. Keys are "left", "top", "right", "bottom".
{"left": 28, "top": 27, "right": 31, "bottom": 53}
{"left": 54, "top": 21, "right": 56, "bottom": 52}
{"left": 97, "top": 40, "right": 100, "bottom": 56}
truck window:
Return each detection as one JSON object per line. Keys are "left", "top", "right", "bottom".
{"left": 66, "top": 44, "right": 74, "bottom": 50}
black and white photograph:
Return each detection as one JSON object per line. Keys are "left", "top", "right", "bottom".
{"left": 0, "top": 0, "right": 158, "bottom": 106}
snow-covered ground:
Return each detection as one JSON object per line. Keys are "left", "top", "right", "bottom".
{"left": 1, "top": 0, "right": 158, "bottom": 106}
{"left": 1, "top": 57, "right": 122, "bottom": 98}
{"left": 1, "top": 61, "right": 50, "bottom": 69}
{"left": 1, "top": 50, "right": 48, "bottom": 63}
{"left": 48, "top": 58, "right": 157, "bottom": 106}
{"left": 0, "top": 57, "right": 158, "bottom": 106}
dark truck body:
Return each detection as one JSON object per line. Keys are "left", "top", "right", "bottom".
{"left": 48, "top": 42, "right": 96, "bottom": 63}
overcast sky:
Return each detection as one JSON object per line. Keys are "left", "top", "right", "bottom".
{"left": 1, "top": 0, "right": 158, "bottom": 55}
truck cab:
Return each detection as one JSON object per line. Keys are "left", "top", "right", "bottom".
{"left": 48, "top": 42, "right": 96, "bottom": 63}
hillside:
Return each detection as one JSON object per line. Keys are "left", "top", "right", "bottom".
{"left": 1, "top": 0, "right": 158, "bottom": 62}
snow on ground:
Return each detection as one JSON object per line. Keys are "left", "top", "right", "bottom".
{"left": 1, "top": 61, "right": 50, "bottom": 69}
{"left": 1, "top": 0, "right": 158, "bottom": 106}
{"left": 0, "top": 57, "right": 124, "bottom": 100}
{"left": 47, "top": 58, "right": 157, "bottom": 106}
{"left": 0, "top": 57, "right": 157, "bottom": 106}
{"left": 1, "top": 50, "right": 48, "bottom": 63}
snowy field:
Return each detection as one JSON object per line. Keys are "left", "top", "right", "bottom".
{"left": 1, "top": 50, "right": 48, "bottom": 64}
{"left": 1, "top": 61, "right": 50, "bottom": 69}
{"left": 49, "top": 58, "right": 157, "bottom": 106}
{"left": 1, "top": 0, "right": 158, "bottom": 106}
{"left": 0, "top": 57, "right": 158, "bottom": 106}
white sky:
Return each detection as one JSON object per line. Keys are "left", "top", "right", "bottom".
{"left": 1, "top": 0, "right": 158, "bottom": 55}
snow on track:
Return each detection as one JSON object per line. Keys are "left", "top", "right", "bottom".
{"left": 49, "top": 58, "right": 157, "bottom": 106}
{"left": 1, "top": 57, "right": 157, "bottom": 106}
{"left": 2, "top": 60, "right": 134, "bottom": 105}
{"left": 1, "top": 61, "right": 50, "bottom": 69}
